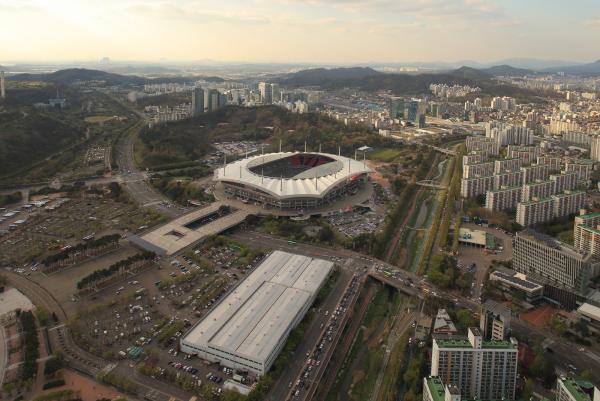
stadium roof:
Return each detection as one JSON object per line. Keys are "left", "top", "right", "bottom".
{"left": 181, "top": 251, "right": 333, "bottom": 366}
{"left": 214, "top": 151, "right": 372, "bottom": 199}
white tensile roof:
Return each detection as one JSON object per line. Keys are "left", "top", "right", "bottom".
{"left": 213, "top": 152, "right": 372, "bottom": 199}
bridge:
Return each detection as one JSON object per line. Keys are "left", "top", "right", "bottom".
{"left": 368, "top": 269, "right": 420, "bottom": 297}
{"left": 428, "top": 145, "right": 458, "bottom": 156}
{"left": 416, "top": 180, "right": 447, "bottom": 190}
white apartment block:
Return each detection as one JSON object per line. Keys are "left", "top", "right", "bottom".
{"left": 551, "top": 172, "right": 578, "bottom": 193}
{"left": 521, "top": 164, "right": 551, "bottom": 185}
{"left": 521, "top": 180, "right": 557, "bottom": 202}
{"left": 553, "top": 190, "right": 586, "bottom": 219}
{"left": 591, "top": 136, "right": 600, "bottom": 162}
{"left": 485, "top": 186, "right": 522, "bottom": 211}
{"left": 463, "top": 162, "right": 495, "bottom": 179}
{"left": 431, "top": 328, "right": 518, "bottom": 400}
{"left": 486, "top": 122, "right": 533, "bottom": 146}
{"left": 564, "top": 131, "right": 593, "bottom": 146}
{"left": 463, "top": 153, "right": 486, "bottom": 165}
{"left": 493, "top": 171, "right": 523, "bottom": 189}
{"left": 566, "top": 160, "right": 594, "bottom": 183}
{"left": 574, "top": 211, "right": 600, "bottom": 258}
{"left": 537, "top": 156, "right": 564, "bottom": 172}
{"left": 494, "top": 158, "right": 522, "bottom": 174}
{"left": 516, "top": 197, "right": 554, "bottom": 226}
{"left": 466, "top": 137, "right": 500, "bottom": 156}
{"left": 556, "top": 377, "right": 600, "bottom": 401}
{"left": 507, "top": 145, "right": 541, "bottom": 165}
{"left": 461, "top": 176, "right": 494, "bottom": 198}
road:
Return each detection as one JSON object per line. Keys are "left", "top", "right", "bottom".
{"left": 0, "top": 324, "right": 6, "bottom": 388}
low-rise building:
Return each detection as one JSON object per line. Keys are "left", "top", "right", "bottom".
{"left": 433, "top": 309, "right": 458, "bottom": 335}
{"left": 489, "top": 270, "right": 543, "bottom": 303}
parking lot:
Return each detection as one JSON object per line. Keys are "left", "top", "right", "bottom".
{"left": 325, "top": 207, "right": 385, "bottom": 238}
{"left": 457, "top": 223, "right": 514, "bottom": 300}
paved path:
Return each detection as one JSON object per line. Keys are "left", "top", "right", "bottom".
{"left": 0, "top": 325, "right": 6, "bottom": 388}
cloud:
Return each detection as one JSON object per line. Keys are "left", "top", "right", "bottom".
{"left": 127, "top": 2, "right": 270, "bottom": 25}
{"left": 582, "top": 18, "right": 600, "bottom": 28}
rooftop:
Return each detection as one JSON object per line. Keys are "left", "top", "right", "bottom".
{"left": 560, "top": 378, "right": 595, "bottom": 401}
{"left": 181, "top": 251, "right": 333, "bottom": 365}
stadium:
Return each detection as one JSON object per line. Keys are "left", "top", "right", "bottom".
{"left": 213, "top": 151, "right": 373, "bottom": 213}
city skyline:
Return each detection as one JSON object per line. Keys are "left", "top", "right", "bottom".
{"left": 2, "top": 0, "right": 600, "bottom": 64}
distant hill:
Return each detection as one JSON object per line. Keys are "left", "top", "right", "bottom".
{"left": 481, "top": 65, "right": 534, "bottom": 76}
{"left": 7, "top": 68, "right": 225, "bottom": 85}
{"left": 278, "top": 67, "right": 381, "bottom": 86}
{"left": 543, "top": 59, "right": 600, "bottom": 75}
{"left": 450, "top": 66, "right": 492, "bottom": 80}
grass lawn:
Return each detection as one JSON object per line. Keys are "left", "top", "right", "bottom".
{"left": 369, "top": 148, "right": 403, "bottom": 162}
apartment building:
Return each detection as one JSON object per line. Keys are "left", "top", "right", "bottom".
{"left": 493, "top": 171, "right": 523, "bottom": 189}
{"left": 521, "top": 180, "right": 557, "bottom": 202}
{"left": 431, "top": 328, "right": 518, "bottom": 400}
{"left": 466, "top": 136, "right": 500, "bottom": 156}
{"left": 556, "top": 377, "right": 600, "bottom": 401}
{"left": 537, "top": 156, "right": 564, "bottom": 172}
{"left": 521, "top": 164, "right": 551, "bottom": 185}
{"left": 463, "top": 153, "right": 486, "bottom": 165}
{"left": 463, "top": 161, "right": 495, "bottom": 179}
{"left": 553, "top": 190, "right": 586, "bottom": 219}
{"left": 485, "top": 186, "right": 521, "bottom": 211}
{"left": 494, "top": 158, "right": 522, "bottom": 174}
{"left": 551, "top": 172, "right": 578, "bottom": 193}
{"left": 516, "top": 197, "right": 554, "bottom": 226}
{"left": 461, "top": 176, "right": 494, "bottom": 198}
{"left": 566, "top": 159, "right": 594, "bottom": 183}
{"left": 574, "top": 211, "right": 600, "bottom": 258}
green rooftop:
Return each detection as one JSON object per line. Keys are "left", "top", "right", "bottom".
{"left": 435, "top": 338, "right": 517, "bottom": 349}
{"left": 425, "top": 377, "right": 446, "bottom": 401}
{"left": 561, "top": 378, "right": 594, "bottom": 401}
{"left": 579, "top": 212, "right": 600, "bottom": 220}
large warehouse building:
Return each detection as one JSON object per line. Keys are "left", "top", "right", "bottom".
{"left": 213, "top": 151, "right": 372, "bottom": 213}
{"left": 180, "top": 250, "right": 334, "bottom": 375}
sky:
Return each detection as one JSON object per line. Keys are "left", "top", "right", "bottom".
{"left": 2, "top": 0, "right": 600, "bottom": 64}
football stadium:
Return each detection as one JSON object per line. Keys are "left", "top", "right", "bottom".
{"left": 213, "top": 151, "right": 372, "bottom": 212}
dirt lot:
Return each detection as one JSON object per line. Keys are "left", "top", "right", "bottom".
{"left": 36, "top": 370, "right": 128, "bottom": 401}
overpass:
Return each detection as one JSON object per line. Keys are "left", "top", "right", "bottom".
{"left": 428, "top": 145, "right": 458, "bottom": 156}
{"left": 368, "top": 270, "right": 420, "bottom": 297}
{"left": 129, "top": 202, "right": 250, "bottom": 255}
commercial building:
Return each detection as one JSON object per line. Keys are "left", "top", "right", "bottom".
{"left": 463, "top": 162, "right": 494, "bottom": 179}
{"left": 513, "top": 230, "right": 600, "bottom": 308}
{"left": 258, "top": 82, "right": 273, "bottom": 104}
{"left": 485, "top": 186, "right": 521, "bottom": 211}
{"left": 494, "top": 158, "right": 522, "bottom": 174}
{"left": 180, "top": 251, "right": 333, "bottom": 375}
{"left": 433, "top": 309, "right": 458, "bottom": 335}
{"left": 556, "top": 378, "right": 599, "bottom": 401}
{"left": 489, "top": 270, "right": 544, "bottom": 303}
{"left": 574, "top": 211, "right": 600, "bottom": 258}
{"left": 521, "top": 180, "right": 557, "bottom": 202}
{"left": 460, "top": 176, "right": 494, "bottom": 198}
{"left": 431, "top": 328, "right": 518, "bottom": 400}
{"left": 479, "top": 300, "right": 511, "bottom": 341}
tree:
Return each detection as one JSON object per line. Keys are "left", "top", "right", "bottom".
{"left": 522, "top": 379, "right": 534, "bottom": 401}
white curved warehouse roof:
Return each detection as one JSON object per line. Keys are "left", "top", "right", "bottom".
{"left": 213, "top": 151, "right": 372, "bottom": 199}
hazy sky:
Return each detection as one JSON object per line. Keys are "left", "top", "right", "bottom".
{"left": 2, "top": 0, "right": 600, "bottom": 64}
